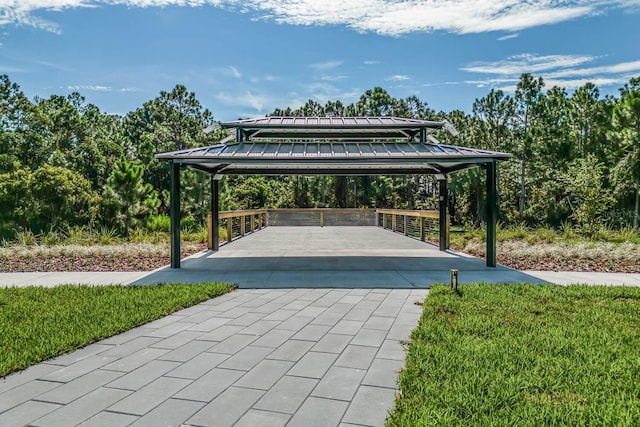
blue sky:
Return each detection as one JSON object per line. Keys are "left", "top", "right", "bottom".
{"left": 1, "top": 1, "right": 640, "bottom": 121}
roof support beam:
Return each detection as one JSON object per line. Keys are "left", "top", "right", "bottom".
{"left": 170, "top": 161, "right": 181, "bottom": 269}
{"left": 486, "top": 161, "right": 498, "bottom": 267}
{"left": 210, "top": 176, "right": 219, "bottom": 252}
{"left": 439, "top": 176, "right": 449, "bottom": 251}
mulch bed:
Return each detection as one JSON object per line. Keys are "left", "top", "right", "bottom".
{"left": 459, "top": 249, "right": 640, "bottom": 273}
{"left": 499, "top": 256, "right": 640, "bottom": 273}
{"left": 0, "top": 244, "right": 207, "bottom": 272}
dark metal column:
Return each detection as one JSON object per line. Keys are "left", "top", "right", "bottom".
{"left": 486, "top": 161, "right": 498, "bottom": 267}
{"left": 438, "top": 176, "right": 448, "bottom": 251}
{"left": 211, "top": 177, "right": 219, "bottom": 252}
{"left": 170, "top": 162, "right": 181, "bottom": 269}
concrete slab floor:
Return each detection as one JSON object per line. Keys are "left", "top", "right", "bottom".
{"left": 129, "top": 226, "right": 547, "bottom": 288}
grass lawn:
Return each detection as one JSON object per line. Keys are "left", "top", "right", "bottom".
{"left": 388, "top": 284, "right": 640, "bottom": 426}
{"left": 0, "top": 283, "right": 235, "bottom": 378}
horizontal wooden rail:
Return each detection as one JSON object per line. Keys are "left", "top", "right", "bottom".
{"left": 208, "top": 210, "right": 267, "bottom": 248}
{"left": 267, "top": 208, "right": 375, "bottom": 214}
{"left": 266, "top": 208, "right": 376, "bottom": 227}
{"left": 375, "top": 209, "right": 449, "bottom": 248}
{"left": 375, "top": 208, "right": 439, "bottom": 219}
{"left": 219, "top": 209, "right": 267, "bottom": 219}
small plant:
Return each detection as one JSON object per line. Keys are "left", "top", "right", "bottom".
{"left": 590, "top": 222, "right": 614, "bottom": 241}
{"left": 15, "top": 230, "right": 37, "bottom": 246}
{"left": 218, "top": 225, "right": 228, "bottom": 242}
{"left": 129, "top": 227, "right": 151, "bottom": 243}
{"left": 62, "top": 225, "right": 91, "bottom": 245}
{"left": 146, "top": 215, "right": 171, "bottom": 233}
{"left": 502, "top": 222, "right": 529, "bottom": 240}
{"left": 41, "top": 228, "right": 62, "bottom": 245}
{"left": 98, "top": 226, "right": 120, "bottom": 245}
{"left": 561, "top": 221, "right": 577, "bottom": 240}
{"left": 180, "top": 214, "right": 198, "bottom": 232}
{"left": 535, "top": 225, "right": 558, "bottom": 244}
{"left": 184, "top": 227, "right": 208, "bottom": 243}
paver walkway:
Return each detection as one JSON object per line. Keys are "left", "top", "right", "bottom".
{"left": 0, "top": 287, "right": 427, "bottom": 427}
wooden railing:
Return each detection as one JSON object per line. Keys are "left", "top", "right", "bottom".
{"left": 207, "top": 209, "right": 267, "bottom": 248}
{"left": 375, "top": 209, "right": 449, "bottom": 247}
{"left": 266, "top": 208, "right": 376, "bottom": 227}
{"left": 207, "top": 208, "right": 448, "bottom": 249}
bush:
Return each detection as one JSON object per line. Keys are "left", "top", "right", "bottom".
{"left": 146, "top": 215, "right": 171, "bottom": 232}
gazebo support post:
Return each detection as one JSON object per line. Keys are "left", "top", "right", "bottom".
{"left": 486, "top": 161, "right": 498, "bottom": 267}
{"left": 438, "top": 176, "right": 448, "bottom": 251}
{"left": 170, "top": 162, "right": 181, "bottom": 269}
{"left": 211, "top": 177, "right": 219, "bottom": 252}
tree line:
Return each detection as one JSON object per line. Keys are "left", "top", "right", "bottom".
{"left": 0, "top": 73, "right": 638, "bottom": 240}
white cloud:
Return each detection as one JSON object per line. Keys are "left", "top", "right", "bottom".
{"left": 310, "top": 60, "right": 342, "bottom": 71}
{"left": 217, "top": 90, "right": 270, "bottom": 112}
{"left": 363, "top": 60, "right": 379, "bottom": 65}
{"left": 304, "top": 82, "right": 361, "bottom": 104}
{"left": 386, "top": 74, "right": 410, "bottom": 81}
{"left": 4, "top": 1, "right": 639, "bottom": 35}
{"left": 226, "top": 65, "right": 242, "bottom": 79}
{"left": 0, "top": 65, "right": 26, "bottom": 72}
{"left": 546, "top": 60, "right": 640, "bottom": 78}
{"left": 461, "top": 54, "right": 598, "bottom": 75}
{"left": 497, "top": 33, "right": 519, "bottom": 41}
{"left": 66, "top": 84, "right": 112, "bottom": 91}
{"left": 460, "top": 53, "right": 640, "bottom": 92}
{"left": 320, "top": 74, "right": 349, "bottom": 82}
{"left": 62, "top": 84, "right": 138, "bottom": 92}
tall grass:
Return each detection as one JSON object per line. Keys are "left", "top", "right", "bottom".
{"left": 2, "top": 224, "right": 209, "bottom": 248}
{"left": 452, "top": 222, "right": 640, "bottom": 247}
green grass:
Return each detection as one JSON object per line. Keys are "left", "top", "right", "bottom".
{"left": 388, "top": 284, "right": 640, "bottom": 426}
{"left": 0, "top": 283, "right": 235, "bottom": 377}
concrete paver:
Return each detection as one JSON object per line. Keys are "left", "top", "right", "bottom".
{"left": 186, "top": 386, "right": 265, "bottom": 427}
{"left": 254, "top": 375, "right": 319, "bottom": 414}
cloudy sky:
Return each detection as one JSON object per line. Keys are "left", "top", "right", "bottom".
{"left": 1, "top": 1, "right": 639, "bottom": 120}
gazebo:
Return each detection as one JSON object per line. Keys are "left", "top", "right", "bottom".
{"left": 155, "top": 116, "right": 512, "bottom": 269}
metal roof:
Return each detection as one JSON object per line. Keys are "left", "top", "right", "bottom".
{"left": 157, "top": 116, "right": 511, "bottom": 175}
{"left": 220, "top": 116, "right": 455, "bottom": 141}
{"left": 222, "top": 116, "right": 446, "bottom": 129}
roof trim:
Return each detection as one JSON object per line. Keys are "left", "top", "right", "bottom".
{"left": 221, "top": 116, "right": 446, "bottom": 130}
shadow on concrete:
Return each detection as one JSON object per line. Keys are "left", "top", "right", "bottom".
{"left": 129, "top": 226, "right": 548, "bottom": 288}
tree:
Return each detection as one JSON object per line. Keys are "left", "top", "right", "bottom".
{"left": 0, "top": 166, "right": 99, "bottom": 237}
{"left": 513, "top": 73, "right": 545, "bottom": 218}
{"left": 103, "top": 157, "right": 159, "bottom": 234}
{"left": 355, "top": 87, "right": 395, "bottom": 116}
{"left": 472, "top": 89, "right": 513, "bottom": 152}
{"left": 610, "top": 78, "right": 640, "bottom": 228}
{"left": 563, "top": 154, "right": 615, "bottom": 235}
{"left": 569, "top": 83, "right": 603, "bottom": 158}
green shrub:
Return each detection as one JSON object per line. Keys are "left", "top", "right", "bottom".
{"left": 15, "top": 229, "right": 36, "bottom": 246}
{"left": 180, "top": 214, "right": 198, "bottom": 232}
{"left": 146, "top": 214, "right": 171, "bottom": 232}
